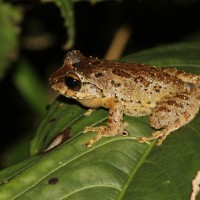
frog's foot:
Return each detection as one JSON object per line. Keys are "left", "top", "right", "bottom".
{"left": 138, "top": 130, "right": 169, "bottom": 146}
{"left": 83, "top": 126, "right": 110, "bottom": 147}
{"left": 83, "top": 126, "right": 120, "bottom": 147}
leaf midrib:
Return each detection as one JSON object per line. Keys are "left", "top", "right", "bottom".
{"left": 116, "top": 141, "right": 155, "bottom": 200}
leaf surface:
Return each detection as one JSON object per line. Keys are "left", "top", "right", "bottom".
{"left": 1, "top": 41, "right": 200, "bottom": 200}
{"left": 0, "top": 3, "right": 21, "bottom": 80}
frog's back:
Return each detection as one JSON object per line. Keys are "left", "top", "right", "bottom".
{"left": 74, "top": 58, "right": 193, "bottom": 116}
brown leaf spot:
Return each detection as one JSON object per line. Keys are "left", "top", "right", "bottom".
{"left": 44, "top": 128, "right": 71, "bottom": 152}
{"left": 48, "top": 177, "right": 59, "bottom": 185}
{"left": 49, "top": 118, "right": 56, "bottom": 123}
{"left": 46, "top": 105, "right": 50, "bottom": 111}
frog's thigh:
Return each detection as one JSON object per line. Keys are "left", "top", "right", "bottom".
{"left": 148, "top": 91, "right": 200, "bottom": 145}
{"left": 150, "top": 92, "right": 200, "bottom": 129}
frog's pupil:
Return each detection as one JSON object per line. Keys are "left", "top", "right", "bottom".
{"left": 65, "top": 76, "right": 81, "bottom": 91}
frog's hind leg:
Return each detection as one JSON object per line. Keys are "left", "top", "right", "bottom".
{"left": 161, "top": 67, "right": 200, "bottom": 86}
{"left": 138, "top": 113, "right": 195, "bottom": 146}
{"left": 138, "top": 91, "right": 200, "bottom": 146}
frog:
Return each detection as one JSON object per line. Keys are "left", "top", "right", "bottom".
{"left": 49, "top": 50, "right": 200, "bottom": 147}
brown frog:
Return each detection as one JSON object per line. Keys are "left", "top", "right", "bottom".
{"left": 49, "top": 50, "right": 200, "bottom": 147}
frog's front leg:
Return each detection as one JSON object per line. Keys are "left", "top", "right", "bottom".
{"left": 82, "top": 98, "right": 124, "bottom": 147}
{"left": 138, "top": 91, "right": 200, "bottom": 146}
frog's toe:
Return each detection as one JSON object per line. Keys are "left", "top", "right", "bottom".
{"left": 84, "top": 132, "right": 104, "bottom": 147}
{"left": 138, "top": 130, "right": 169, "bottom": 145}
{"left": 84, "top": 140, "right": 94, "bottom": 147}
{"left": 83, "top": 126, "right": 105, "bottom": 133}
{"left": 155, "top": 133, "right": 168, "bottom": 146}
{"left": 156, "top": 138, "right": 164, "bottom": 146}
{"left": 137, "top": 131, "right": 160, "bottom": 143}
{"left": 137, "top": 136, "right": 148, "bottom": 143}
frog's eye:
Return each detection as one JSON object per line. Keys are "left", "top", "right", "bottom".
{"left": 64, "top": 73, "right": 81, "bottom": 91}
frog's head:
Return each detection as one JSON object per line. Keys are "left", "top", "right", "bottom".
{"left": 49, "top": 50, "right": 103, "bottom": 100}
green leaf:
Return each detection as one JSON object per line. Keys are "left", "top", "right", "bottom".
{"left": 1, "top": 41, "right": 200, "bottom": 199}
{"left": 0, "top": 3, "right": 22, "bottom": 80}
{"left": 41, "top": 0, "right": 75, "bottom": 49}
{"left": 121, "top": 41, "right": 200, "bottom": 66}
{"left": 13, "top": 59, "right": 48, "bottom": 116}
